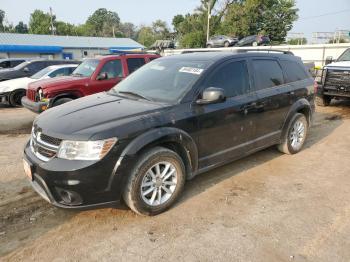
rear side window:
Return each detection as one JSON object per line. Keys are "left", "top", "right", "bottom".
{"left": 205, "top": 60, "right": 250, "bottom": 97}
{"left": 27, "top": 62, "right": 47, "bottom": 72}
{"left": 127, "top": 58, "right": 146, "bottom": 73}
{"left": 280, "top": 60, "right": 308, "bottom": 83}
{"left": 0, "top": 61, "right": 10, "bottom": 68}
{"left": 252, "top": 59, "right": 284, "bottom": 90}
{"left": 11, "top": 60, "right": 24, "bottom": 67}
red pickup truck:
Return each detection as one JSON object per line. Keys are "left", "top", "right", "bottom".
{"left": 22, "top": 53, "right": 160, "bottom": 113}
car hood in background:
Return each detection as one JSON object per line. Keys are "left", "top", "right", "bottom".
{"left": 34, "top": 92, "right": 168, "bottom": 141}
{"left": 0, "top": 77, "right": 33, "bottom": 93}
{"left": 326, "top": 61, "right": 350, "bottom": 70}
{"left": 28, "top": 75, "right": 89, "bottom": 91}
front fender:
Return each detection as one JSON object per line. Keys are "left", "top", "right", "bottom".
{"left": 116, "top": 127, "right": 198, "bottom": 175}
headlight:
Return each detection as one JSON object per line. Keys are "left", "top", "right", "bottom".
{"left": 57, "top": 138, "right": 117, "bottom": 160}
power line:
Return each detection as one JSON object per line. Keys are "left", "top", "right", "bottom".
{"left": 299, "top": 9, "right": 350, "bottom": 20}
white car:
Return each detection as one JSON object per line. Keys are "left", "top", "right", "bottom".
{"left": 0, "top": 64, "right": 78, "bottom": 107}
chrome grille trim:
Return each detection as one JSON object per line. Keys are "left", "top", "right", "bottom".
{"left": 31, "top": 129, "right": 60, "bottom": 162}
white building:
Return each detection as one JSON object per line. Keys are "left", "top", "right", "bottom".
{"left": 0, "top": 33, "right": 145, "bottom": 60}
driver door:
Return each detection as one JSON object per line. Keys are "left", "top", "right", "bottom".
{"left": 89, "top": 59, "right": 124, "bottom": 95}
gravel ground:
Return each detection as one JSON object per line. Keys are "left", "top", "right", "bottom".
{"left": 0, "top": 101, "right": 350, "bottom": 262}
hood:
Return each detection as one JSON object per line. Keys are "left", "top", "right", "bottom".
{"left": 28, "top": 75, "right": 89, "bottom": 91}
{"left": 325, "top": 61, "right": 350, "bottom": 70}
{"left": 35, "top": 92, "right": 168, "bottom": 141}
{"left": 0, "top": 77, "right": 33, "bottom": 93}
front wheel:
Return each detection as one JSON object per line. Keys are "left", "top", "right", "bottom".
{"left": 278, "top": 113, "right": 308, "bottom": 155}
{"left": 52, "top": 97, "right": 73, "bottom": 107}
{"left": 224, "top": 41, "right": 230, "bottom": 47}
{"left": 123, "top": 147, "right": 186, "bottom": 216}
{"left": 9, "top": 89, "right": 26, "bottom": 107}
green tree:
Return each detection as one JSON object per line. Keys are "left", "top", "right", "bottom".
{"left": 152, "top": 19, "right": 169, "bottom": 39}
{"left": 86, "top": 8, "right": 120, "bottom": 37}
{"left": 29, "top": 10, "right": 53, "bottom": 34}
{"left": 137, "top": 26, "right": 156, "bottom": 47}
{"left": 172, "top": 14, "right": 184, "bottom": 33}
{"left": 0, "top": 9, "right": 5, "bottom": 32}
{"left": 287, "top": 37, "right": 307, "bottom": 45}
{"left": 56, "top": 21, "right": 76, "bottom": 36}
{"left": 14, "top": 21, "right": 28, "bottom": 34}
{"left": 120, "top": 22, "right": 136, "bottom": 39}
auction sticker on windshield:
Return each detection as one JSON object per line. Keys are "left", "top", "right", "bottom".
{"left": 179, "top": 67, "right": 204, "bottom": 75}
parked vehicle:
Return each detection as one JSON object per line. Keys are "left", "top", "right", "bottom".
{"left": 0, "top": 64, "right": 78, "bottom": 107}
{"left": 23, "top": 51, "right": 314, "bottom": 215}
{"left": 0, "top": 58, "right": 28, "bottom": 69}
{"left": 0, "top": 59, "right": 79, "bottom": 82}
{"left": 206, "top": 35, "right": 239, "bottom": 48}
{"left": 22, "top": 53, "right": 160, "bottom": 113}
{"left": 235, "top": 35, "right": 270, "bottom": 47}
{"left": 316, "top": 48, "right": 350, "bottom": 106}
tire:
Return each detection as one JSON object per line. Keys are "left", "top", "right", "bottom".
{"left": 252, "top": 41, "right": 258, "bottom": 46}
{"left": 206, "top": 44, "right": 212, "bottom": 48}
{"left": 278, "top": 113, "right": 308, "bottom": 155}
{"left": 52, "top": 97, "right": 73, "bottom": 107}
{"left": 9, "top": 89, "right": 26, "bottom": 107}
{"left": 224, "top": 41, "right": 230, "bottom": 47}
{"left": 316, "top": 95, "right": 331, "bottom": 107}
{"left": 123, "top": 146, "right": 186, "bottom": 216}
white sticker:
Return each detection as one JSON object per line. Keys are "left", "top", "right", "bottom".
{"left": 150, "top": 65, "right": 165, "bottom": 71}
{"left": 179, "top": 67, "right": 204, "bottom": 75}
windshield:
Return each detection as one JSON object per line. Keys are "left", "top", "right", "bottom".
{"left": 109, "top": 59, "right": 210, "bottom": 103}
{"left": 72, "top": 59, "right": 99, "bottom": 77}
{"left": 338, "top": 49, "right": 350, "bottom": 62}
{"left": 30, "top": 67, "right": 53, "bottom": 79}
{"left": 13, "top": 61, "right": 29, "bottom": 70}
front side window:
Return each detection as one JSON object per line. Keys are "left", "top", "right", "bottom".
{"left": 27, "top": 62, "right": 46, "bottom": 73}
{"left": 252, "top": 59, "right": 284, "bottom": 90}
{"left": 127, "top": 58, "right": 146, "bottom": 73}
{"left": 30, "top": 67, "right": 52, "bottom": 79}
{"left": 110, "top": 59, "right": 210, "bottom": 103}
{"left": 337, "top": 49, "right": 350, "bottom": 62}
{"left": 48, "top": 68, "right": 67, "bottom": 78}
{"left": 99, "top": 60, "right": 123, "bottom": 79}
{"left": 72, "top": 59, "right": 99, "bottom": 77}
{"left": 205, "top": 60, "right": 250, "bottom": 97}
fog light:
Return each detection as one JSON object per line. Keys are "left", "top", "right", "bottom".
{"left": 56, "top": 188, "right": 82, "bottom": 205}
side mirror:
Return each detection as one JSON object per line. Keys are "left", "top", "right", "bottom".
{"left": 23, "top": 67, "right": 29, "bottom": 73}
{"left": 196, "top": 87, "right": 225, "bottom": 105}
{"left": 97, "top": 72, "right": 108, "bottom": 80}
{"left": 325, "top": 56, "right": 333, "bottom": 65}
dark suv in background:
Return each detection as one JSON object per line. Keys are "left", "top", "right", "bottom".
{"left": 23, "top": 51, "right": 314, "bottom": 216}
{"left": 235, "top": 35, "right": 270, "bottom": 47}
{"left": 0, "top": 58, "right": 28, "bottom": 69}
{"left": 0, "top": 59, "right": 79, "bottom": 81}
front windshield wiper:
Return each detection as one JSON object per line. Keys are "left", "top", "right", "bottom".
{"left": 117, "top": 91, "right": 151, "bottom": 101}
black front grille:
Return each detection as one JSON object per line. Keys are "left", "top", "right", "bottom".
{"left": 324, "top": 70, "right": 350, "bottom": 92}
{"left": 38, "top": 147, "right": 56, "bottom": 158}
{"left": 40, "top": 133, "right": 62, "bottom": 146}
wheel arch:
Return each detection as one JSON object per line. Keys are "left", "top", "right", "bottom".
{"left": 118, "top": 127, "right": 198, "bottom": 179}
{"left": 49, "top": 92, "right": 82, "bottom": 106}
{"left": 281, "top": 98, "right": 313, "bottom": 140}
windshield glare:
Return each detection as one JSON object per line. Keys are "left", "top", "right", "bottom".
{"left": 30, "top": 67, "right": 52, "bottom": 79}
{"left": 338, "top": 49, "right": 350, "bottom": 62}
{"left": 72, "top": 59, "right": 99, "bottom": 77}
{"left": 110, "top": 59, "right": 210, "bottom": 103}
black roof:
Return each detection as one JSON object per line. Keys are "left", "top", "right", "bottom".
{"left": 161, "top": 51, "right": 300, "bottom": 64}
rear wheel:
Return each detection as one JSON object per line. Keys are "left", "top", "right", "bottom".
{"left": 278, "top": 113, "right": 308, "bottom": 155}
{"left": 224, "top": 41, "right": 230, "bottom": 47}
{"left": 123, "top": 147, "right": 186, "bottom": 216}
{"left": 252, "top": 41, "right": 258, "bottom": 46}
{"left": 9, "top": 89, "right": 26, "bottom": 107}
{"left": 206, "top": 44, "right": 212, "bottom": 48}
{"left": 316, "top": 95, "right": 331, "bottom": 107}
{"left": 52, "top": 97, "right": 73, "bottom": 107}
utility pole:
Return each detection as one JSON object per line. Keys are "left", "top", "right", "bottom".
{"left": 207, "top": 1, "right": 211, "bottom": 42}
{"left": 49, "top": 7, "right": 55, "bottom": 35}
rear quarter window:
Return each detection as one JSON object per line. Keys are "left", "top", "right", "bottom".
{"left": 252, "top": 59, "right": 284, "bottom": 90}
{"left": 280, "top": 60, "right": 309, "bottom": 83}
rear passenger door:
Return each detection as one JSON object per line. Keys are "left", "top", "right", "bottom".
{"left": 249, "top": 58, "right": 292, "bottom": 147}
{"left": 126, "top": 58, "right": 146, "bottom": 74}
{"left": 196, "top": 59, "right": 259, "bottom": 168}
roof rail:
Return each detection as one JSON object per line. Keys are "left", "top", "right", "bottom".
{"left": 181, "top": 48, "right": 294, "bottom": 55}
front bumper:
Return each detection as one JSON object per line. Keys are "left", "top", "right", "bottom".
{"left": 0, "top": 92, "right": 10, "bottom": 104}
{"left": 23, "top": 140, "right": 135, "bottom": 210}
{"left": 21, "top": 96, "right": 48, "bottom": 113}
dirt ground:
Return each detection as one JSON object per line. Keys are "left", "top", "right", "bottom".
{"left": 0, "top": 101, "right": 350, "bottom": 262}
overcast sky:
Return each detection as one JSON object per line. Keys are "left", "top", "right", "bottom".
{"left": 1, "top": 0, "right": 350, "bottom": 40}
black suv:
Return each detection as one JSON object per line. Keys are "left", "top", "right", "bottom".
{"left": 0, "top": 59, "right": 79, "bottom": 81}
{"left": 23, "top": 51, "right": 315, "bottom": 215}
